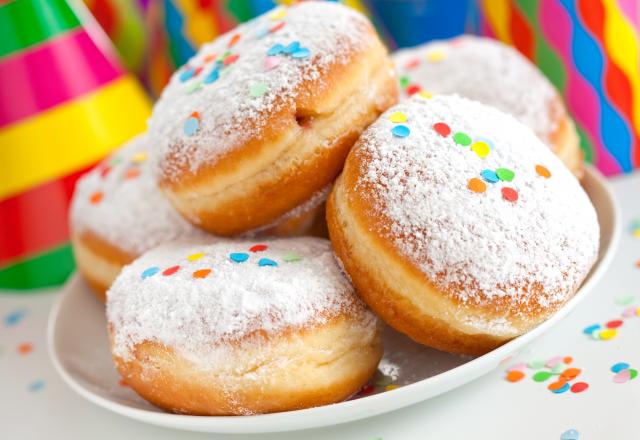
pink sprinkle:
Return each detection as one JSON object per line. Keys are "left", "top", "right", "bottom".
{"left": 546, "top": 356, "right": 563, "bottom": 368}
{"left": 264, "top": 56, "right": 281, "bottom": 71}
{"left": 622, "top": 307, "right": 636, "bottom": 318}
{"left": 507, "top": 362, "right": 527, "bottom": 372}
{"left": 613, "top": 369, "right": 631, "bottom": 383}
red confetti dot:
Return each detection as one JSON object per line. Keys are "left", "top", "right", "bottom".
{"left": 125, "top": 168, "right": 141, "bottom": 180}
{"left": 406, "top": 84, "right": 422, "bottom": 95}
{"left": 570, "top": 382, "right": 589, "bottom": 393}
{"left": 224, "top": 53, "right": 239, "bottom": 65}
{"left": 193, "top": 269, "right": 212, "bottom": 279}
{"left": 100, "top": 166, "right": 112, "bottom": 178}
{"left": 270, "top": 21, "right": 286, "bottom": 33}
{"left": 17, "top": 343, "right": 33, "bottom": 355}
{"left": 90, "top": 191, "right": 103, "bottom": 204}
{"left": 502, "top": 187, "right": 518, "bottom": 202}
{"left": 404, "top": 58, "right": 420, "bottom": 69}
{"left": 606, "top": 319, "right": 623, "bottom": 329}
{"left": 250, "top": 244, "right": 268, "bottom": 253}
{"left": 162, "top": 265, "right": 180, "bottom": 276}
{"left": 433, "top": 122, "right": 451, "bottom": 137}
{"left": 228, "top": 33, "right": 241, "bottom": 48}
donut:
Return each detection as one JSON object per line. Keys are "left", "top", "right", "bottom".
{"left": 327, "top": 95, "right": 599, "bottom": 355}
{"left": 107, "top": 237, "right": 382, "bottom": 415}
{"left": 70, "top": 135, "right": 324, "bottom": 301}
{"left": 148, "top": 1, "right": 398, "bottom": 236}
{"left": 392, "top": 36, "right": 583, "bottom": 176}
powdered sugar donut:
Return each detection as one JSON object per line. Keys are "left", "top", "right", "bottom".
{"left": 327, "top": 95, "right": 599, "bottom": 355}
{"left": 149, "top": 1, "right": 397, "bottom": 236}
{"left": 107, "top": 237, "right": 381, "bottom": 415}
{"left": 392, "top": 36, "right": 582, "bottom": 176}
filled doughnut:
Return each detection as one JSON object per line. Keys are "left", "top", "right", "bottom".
{"left": 107, "top": 237, "right": 382, "bottom": 415}
{"left": 392, "top": 36, "right": 583, "bottom": 176}
{"left": 327, "top": 95, "right": 599, "bottom": 356}
{"left": 148, "top": 1, "right": 398, "bottom": 236}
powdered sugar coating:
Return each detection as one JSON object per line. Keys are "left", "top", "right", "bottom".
{"left": 107, "top": 237, "right": 373, "bottom": 366}
{"left": 148, "top": 2, "right": 373, "bottom": 180}
{"left": 70, "top": 135, "right": 209, "bottom": 255}
{"left": 355, "top": 95, "right": 599, "bottom": 310}
{"left": 392, "top": 36, "right": 559, "bottom": 143}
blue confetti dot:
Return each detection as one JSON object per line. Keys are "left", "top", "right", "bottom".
{"left": 284, "top": 41, "right": 301, "bottom": 54}
{"left": 611, "top": 362, "right": 630, "bottom": 373}
{"left": 141, "top": 267, "right": 160, "bottom": 279}
{"left": 291, "top": 48, "right": 311, "bottom": 59}
{"left": 267, "top": 44, "right": 285, "bottom": 56}
{"left": 203, "top": 68, "right": 220, "bottom": 84}
{"left": 4, "top": 309, "right": 26, "bottom": 327}
{"left": 179, "top": 68, "right": 195, "bottom": 82}
{"left": 480, "top": 169, "right": 499, "bottom": 183}
{"left": 258, "top": 258, "right": 278, "bottom": 267}
{"left": 183, "top": 117, "right": 200, "bottom": 136}
{"left": 28, "top": 380, "right": 45, "bottom": 393}
{"left": 560, "top": 429, "right": 580, "bottom": 440}
{"left": 582, "top": 324, "right": 601, "bottom": 335}
{"left": 552, "top": 383, "right": 570, "bottom": 394}
{"left": 391, "top": 125, "right": 410, "bottom": 138}
{"left": 230, "top": 253, "right": 249, "bottom": 263}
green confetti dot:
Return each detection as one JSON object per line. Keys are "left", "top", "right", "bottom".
{"left": 629, "top": 369, "right": 638, "bottom": 380}
{"left": 453, "top": 132, "right": 472, "bottom": 146}
{"left": 528, "top": 359, "right": 546, "bottom": 369}
{"left": 250, "top": 82, "right": 268, "bottom": 97}
{"left": 532, "top": 370, "right": 552, "bottom": 382}
{"left": 283, "top": 253, "right": 302, "bottom": 263}
{"left": 496, "top": 168, "right": 515, "bottom": 182}
{"left": 399, "top": 75, "right": 410, "bottom": 89}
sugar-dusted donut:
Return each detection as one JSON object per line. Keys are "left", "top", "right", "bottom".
{"left": 107, "top": 238, "right": 382, "bottom": 415}
{"left": 327, "top": 95, "right": 599, "bottom": 355}
{"left": 148, "top": 1, "right": 398, "bottom": 236}
{"left": 392, "top": 36, "right": 583, "bottom": 176}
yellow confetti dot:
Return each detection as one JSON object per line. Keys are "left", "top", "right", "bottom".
{"left": 389, "top": 111, "right": 407, "bottom": 123}
{"left": 599, "top": 328, "right": 617, "bottom": 340}
{"left": 385, "top": 384, "right": 400, "bottom": 391}
{"left": 426, "top": 49, "right": 446, "bottom": 62}
{"left": 418, "top": 90, "right": 433, "bottom": 99}
{"left": 131, "top": 151, "right": 148, "bottom": 163}
{"left": 187, "top": 252, "right": 205, "bottom": 262}
{"left": 269, "top": 9, "right": 287, "bottom": 20}
{"left": 471, "top": 141, "right": 490, "bottom": 158}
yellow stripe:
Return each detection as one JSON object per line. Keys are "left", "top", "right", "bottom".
{"left": 481, "top": 0, "right": 513, "bottom": 45}
{"left": 0, "top": 76, "right": 151, "bottom": 199}
{"left": 602, "top": 0, "right": 640, "bottom": 135}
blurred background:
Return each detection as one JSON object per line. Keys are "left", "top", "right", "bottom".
{"left": 1, "top": 0, "right": 639, "bottom": 290}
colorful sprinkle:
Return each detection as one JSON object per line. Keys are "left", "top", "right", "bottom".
{"left": 432, "top": 122, "right": 451, "bottom": 137}
{"left": 563, "top": 356, "right": 573, "bottom": 364}
{"left": 546, "top": 356, "right": 563, "bottom": 368}
{"left": 385, "top": 384, "right": 400, "bottom": 391}
{"left": 468, "top": 177, "right": 486, "bottom": 193}
{"left": 561, "top": 368, "right": 581, "bottom": 380}
{"left": 583, "top": 324, "right": 601, "bottom": 335}
{"left": 532, "top": 371, "right": 552, "bottom": 382}
{"left": 250, "top": 244, "right": 268, "bottom": 253}
{"left": 270, "top": 21, "right": 286, "bottom": 33}
{"left": 203, "top": 68, "right": 220, "bottom": 84}
{"left": 453, "top": 132, "right": 472, "bottom": 146}
{"left": 599, "top": 328, "right": 617, "bottom": 340}
{"left": 268, "top": 44, "right": 285, "bottom": 56}
{"left": 471, "top": 141, "right": 490, "bottom": 158}
{"left": 264, "top": 56, "right": 281, "bottom": 71}
{"left": 183, "top": 116, "right": 200, "bottom": 136}
{"left": 250, "top": 82, "right": 268, "bottom": 97}
{"left": 549, "top": 381, "right": 570, "bottom": 393}
{"left": 480, "top": 169, "right": 499, "bottom": 183}
{"left": 611, "top": 362, "right": 630, "bottom": 373}
{"left": 613, "top": 369, "right": 631, "bottom": 383}
{"left": 560, "top": 429, "right": 580, "bottom": 440}
{"left": 269, "top": 9, "right": 287, "bottom": 20}
{"left": 496, "top": 168, "right": 515, "bottom": 182}
{"left": 536, "top": 164, "right": 551, "bottom": 178}
{"left": 616, "top": 295, "right": 635, "bottom": 305}
{"left": 228, "top": 33, "right": 241, "bottom": 48}
{"left": 179, "top": 67, "right": 195, "bottom": 82}
{"left": 89, "top": 191, "right": 103, "bottom": 204}
{"left": 4, "top": 309, "right": 26, "bottom": 327}
{"left": 162, "top": 265, "right": 180, "bottom": 276}
{"left": 506, "top": 370, "right": 525, "bottom": 382}
{"left": 399, "top": 76, "right": 410, "bottom": 89}
{"left": 501, "top": 187, "right": 518, "bottom": 202}
{"left": 187, "top": 252, "right": 205, "bottom": 262}
{"left": 404, "top": 58, "right": 420, "bottom": 69}
{"left": 132, "top": 151, "right": 147, "bottom": 163}
{"left": 258, "top": 258, "right": 278, "bottom": 267}
{"left": 283, "top": 253, "right": 302, "bottom": 262}
{"left": 283, "top": 41, "right": 301, "bottom": 54}
{"left": 28, "top": 380, "right": 45, "bottom": 393}
{"left": 118, "top": 378, "right": 129, "bottom": 387}
{"left": 630, "top": 219, "right": 640, "bottom": 237}
{"left": 125, "top": 167, "right": 141, "bottom": 180}
{"left": 551, "top": 363, "right": 567, "bottom": 375}
{"left": 426, "top": 49, "right": 445, "bottom": 62}
{"left": 527, "top": 359, "right": 546, "bottom": 369}
{"left": 185, "top": 80, "right": 203, "bottom": 94}
{"left": 389, "top": 111, "right": 407, "bottom": 123}
{"left": 223, "top": 53, "right": 239, "bottom": 66}
{"left": 391, "top": 125, "right": 410, "bottom": 138}
{"left": 606, "top": 319, "right": 623, "bottom": 328}
{"left": 17, "top": 343, "right": 33, "bottom": 355}
{"left": 507, "top": 362, "right": 527, "bottom": 372}
{"left": 230, "top": 253, "right": 249, "bottom": 263}
{"left": 291, "top": 47, "right": 311, "bottom": 59}
{"left": 418, "top": 90, "right": 433, "bottom": 99}
{"left": 141, "top": 267, "right": 160, "bottom": 279}
{"left": 570, "top": 382, "right": 589, "bottom": 393}
{"left": 192, "top": 269, "right": 212, "bottom": 279}
{"left": 406, "top": 84, "right": 421, "bottom": 95}
{"left": 100, "top": 166, "right": 112, "bottom": 178}
{"left": 629, "top": 369, "right": 638, "bottom": 379}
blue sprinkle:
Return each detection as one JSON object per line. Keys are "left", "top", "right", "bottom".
{"left": 552, "top": 383, "right": 570, "bottom": 394}
{"left": 267, "top": 44, "right": 285, "bottom": 56}
{"left": 611, "top": 362, "right": 630, "bottom": 373}
{"left": 230, "top": 253, "right": 249, "bottom": 263}
{"left": 255, "top": 26, "right": 269, "bottom": 39}
{"left": 179, "top": 68, "right": 195, "bottom": 82}
{"left": 291, "top": 48, "right": 311, "bottom": 59}
{"left": 480, "top": 169, "right": 499, "bottom": 183}
{"left": 183, "top": 117, "right": 199, "bottom": 136}
{"left": 203, "top": 68, "right": 220, "bottom": 84}
{"left": 141, "top": 267, "right": 160, "bottom": 279}
{"left": 258, "top": 258, "right": 278, "bottom": 267}
{"left": 560, "top": 429, "right": 580, "bottom": 440}
{"left": 28, "top": 380, "right": 45, "bottom": 393}
{"left": 284, "top": 41, "right": 301, "bottom": 54}
{"left": 582, "top": 324, "right": 601, "bottom": 335}
{"left": 391, "top": 125, "right": 410, "bottom": 138}
{"left": 5, "top": 309, "right": 26, "bottom": 327}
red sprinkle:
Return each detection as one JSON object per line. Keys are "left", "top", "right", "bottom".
{"left": 162, "top": 265, "right": 180, "bottom": 276}
{"left": 404, "top": 58, "right": 420, "bottom": 69}
{"left": 250, "top": 244, "right": 268, "bottom": 253}
{"left": 570, "top": 382, "right": 589, "bottom": 393}
{"left": 228, "top": 33, "right": 241, "bottom": 48}
{"left": 406, "top": 84, "right": 422, "bottom": 95}
{"left": 502, "top": 187, "right": 518, "bottom": 202}
{"left": 224, "top": 53, "right": 239, "bottom": 65}
{"left": 270, "top": 21, "right": 286, "bottom": 33}
{"left": 193, "top": 66, "right": 203, "bottom": 76}
{"left": 433, "top": 122, "right": 451, "bottom": 137}
{"left": 606, "top": 319, "right": 623, "bottom": 329}
{"left": 100, "top": 166, "right": 112, "bottom": 178}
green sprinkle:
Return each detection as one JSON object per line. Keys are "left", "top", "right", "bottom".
{"left": 551, "top": 363, "right": 566, "bottom": 374}
{"left": 283, "top": 253, "right": 302, "bottom": 263}
{"left": 399, "top": 75, "right": 410, "bottom": 89}
{"left": 629, "top": 369, "right": 638, "bottom": 379}
{"left": 453, "top": 132, "right": 472, "bottom": 146}
{"left": 532, "top": 370, "right": 552, "bottom": 382}
{"left": 185, "top": 81, "right": 203, "bottom": 94}
{"left": 250, "top": 81, "right": 268, "bottom": 97}
{"left": 615, "top": 295, "right": 635, "bottom": 306}
{"left": 528, "top": 359, "right": 546, "bottom": 369}
{"left": 496, "top": 168, "right": 515, "bottom": 182}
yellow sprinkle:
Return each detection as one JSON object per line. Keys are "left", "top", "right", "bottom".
{"left": 131, "top": 151, "right": 148, "bottom": 163}
{"left": 636, "top": 307, "right": 640, "bottom": 316}
{"left": 418, "top": 90, "right": 433, "bottom": 99}
{"left": 389, "top": 111, "right": 407, "bottom": 123}
{"left": 426, "top": 49, "right": 446, "bottom": 62}
{"left": 599, "top": 328, "right": 617, "bottom": 340}
{"left": 269, "top": 9, "right": 287, "bottom": 20}
{"left": 471, "top": 141, "right": 490, "bottom": 158}
{"left": 187, "top": 252, "right": 205, "bottom": 262}
{"left": 385, "top": 384, "right": 400, "bottom": 391}
{"left": 633, "top": 229, "right": 640, "bottom": 238}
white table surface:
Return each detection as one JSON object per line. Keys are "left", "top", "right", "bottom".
{"left": 1, "top": 172, "right": 638, "bottom": 440}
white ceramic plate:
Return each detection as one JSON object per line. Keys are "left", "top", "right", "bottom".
{"left": 48, "top": 166, "right": 619, "bottom": 434}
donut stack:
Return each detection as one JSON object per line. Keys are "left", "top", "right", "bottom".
{"left": 69, "top": 2, "right": 600, "bottom": 416}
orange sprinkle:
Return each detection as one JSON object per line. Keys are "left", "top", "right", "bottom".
{"left": 535, "top": 164, "right": 551, "bottom": 178}
{"left": 17, "top": 342, "right": 33, "bottom": 355}
{"left": 506, "top": 370, "right": 525, "bottom": 382}
{"left": 203, "top": 54, "right": 217, "bottom": 63}
{"left": 190, "top": 111, "right": 201, "bottom": 119}
{"left": 547, "top": 379, "right": 567, "bottom": 391}
{"left": 561, "top": 367, "right": 581, "bottom": 380}
{"left": 125, "top": 168, "right": 141, "bottom": 180}
{"left": 468, "top": 177, "right": 487, "bottom": 193}
{"left": 563, "top": 356, "right": 573, "bottom": 364}
{"left": 228, "top": 33, "right": 241, "bottom": 48}
{"left": 89, "top": 191, "right": 103, "bottom": 204}
{"left": 193, "top": 269, "right": 212, "bottom": 279}
{"left": 118, "top": 379, "right": 129, "bottom": 387}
